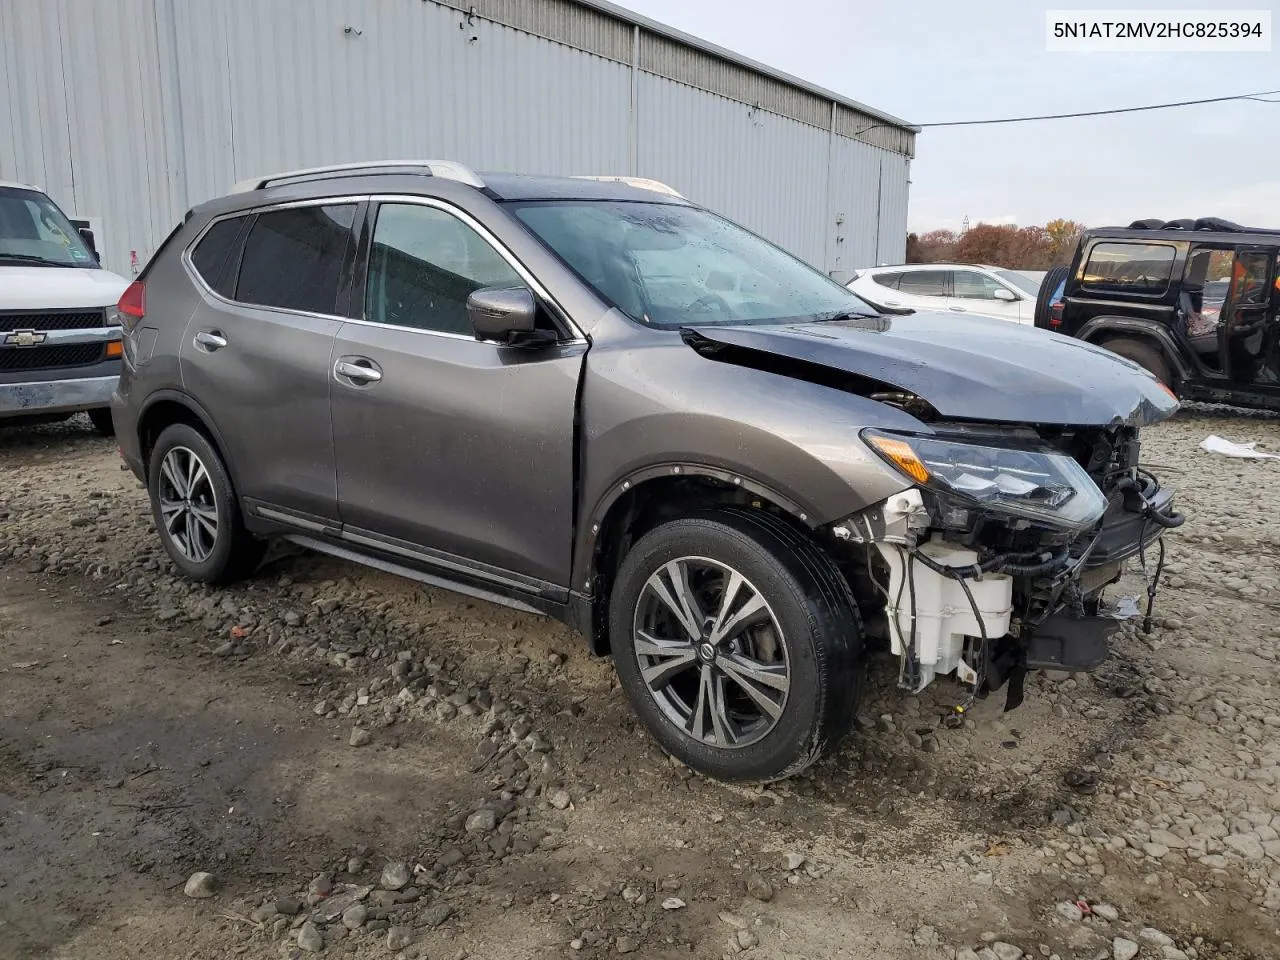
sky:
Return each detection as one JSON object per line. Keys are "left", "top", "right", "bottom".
{"left": 620, "top": 0, "right": 1280, "bottom": 233}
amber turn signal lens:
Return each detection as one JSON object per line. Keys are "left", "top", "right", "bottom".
{"left": 867, "top": 435, "right": 930, "bottom": 484}
{"left": 105, "top": 340, "right": 123, "bottom": 358}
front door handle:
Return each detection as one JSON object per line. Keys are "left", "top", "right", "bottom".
{"left": 334, "top": 358, "right": 383, "bottom": 384}
{"left": 194, "top": 330, "right": 228, "bottom": 351}
{"left": 948, "top": 305, "right": 967, "bottom": 312}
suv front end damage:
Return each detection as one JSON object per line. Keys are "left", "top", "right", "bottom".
{"left": 831, "top": 422, "right": 1184, "bottom": 711}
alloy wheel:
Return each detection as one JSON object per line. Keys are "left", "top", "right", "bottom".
{"left": 157, "top": 445, "right": 219, "bottom": 563}
{"left": 633, "top": 556, "right": 790, "bottom": 748}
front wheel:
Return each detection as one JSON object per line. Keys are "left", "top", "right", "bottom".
{"left": 609, "top": 510, "right": 863, "bottom": 782}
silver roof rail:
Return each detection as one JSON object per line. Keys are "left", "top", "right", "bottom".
{"left": 571, "top": 175, "right": 683, "bottom": 199}
{"left": 229, "top": 160, "right": 485, "bottom": 194}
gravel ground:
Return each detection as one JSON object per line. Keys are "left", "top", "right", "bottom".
{"left": 2, "top": 407, "right": 1280, "bottom": 960}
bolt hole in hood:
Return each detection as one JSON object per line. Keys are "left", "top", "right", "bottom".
{"left": 681, "top": 312, "right": 1178, "bottom": 428}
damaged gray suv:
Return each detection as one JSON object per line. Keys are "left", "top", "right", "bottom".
{"left": 111, "top": 162, "right": 1184, "bottom": 782}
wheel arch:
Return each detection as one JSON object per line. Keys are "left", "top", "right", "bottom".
{"left": 575, "top": 463, "right": 822, "bottom": 656}
{"left": 1076, "top": 316, "right": 1193, "bottom": 382}
{"left": 136, "top": 390, "right": 238, "bottom": 485}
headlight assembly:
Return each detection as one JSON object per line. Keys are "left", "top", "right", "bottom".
{"left": 862, "top": 429, "right": 1108, "bottom": 532}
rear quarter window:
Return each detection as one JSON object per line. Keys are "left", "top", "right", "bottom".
{"left": 189, "top": 216, "right": 249, "bottom": 297}
{"left": 872, "top": 271, "right": 903, "bottom": 290}
{"left": 1082, "top": 242, "right": 1176, "bottom": 295}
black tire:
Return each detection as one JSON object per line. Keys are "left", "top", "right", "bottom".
{"left": 147, "top": 423, "right": 265, "bottom": 584}
{"left": 609, "top": 508, "right": 863, "bottom": 782}
{"left": 1034, "top": 264, "right": 1070, "bottom": 329}
{"left": 1100, "top": 337, "right": 1174, "bottom": 389}
{"left": 87, "top": 407, "right": 115, "bottom": 437}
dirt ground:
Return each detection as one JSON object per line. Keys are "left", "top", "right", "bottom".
{"left": 3, "top": 407, "right": 1280, "bottom": 960}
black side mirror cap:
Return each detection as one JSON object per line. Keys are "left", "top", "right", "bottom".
{"left": 77, "top": 226, "right": 98, "bottom": 258}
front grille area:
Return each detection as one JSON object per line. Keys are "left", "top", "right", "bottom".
{"left": 0, "top": 343, "right": 104, "bottom": 371}
{"left": 0, "top": 309, "right": 106, "bottom": 331}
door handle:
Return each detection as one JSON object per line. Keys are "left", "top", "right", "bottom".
{"left": 948, "top": 306, "right": 966, "bottom": 312}
{"left": 194, "top": 330, "right": 228, "bottom": 351}
{"left": 334, "top": 358, "right": 383, "bottom": 384}
{"left": 884, "top": 300, "right": 901, "bottom": 306}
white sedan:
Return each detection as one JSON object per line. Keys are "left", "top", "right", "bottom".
{"left": 847, "top": 263, "right": 1041, "bottom": 324}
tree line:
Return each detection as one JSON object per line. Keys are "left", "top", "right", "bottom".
{"left": 906, "top": 219, "right": 1086, "bottom": 269}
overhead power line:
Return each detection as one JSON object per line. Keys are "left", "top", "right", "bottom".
{"left": 916, "top": 88, "right": 1280, "bottom": 128}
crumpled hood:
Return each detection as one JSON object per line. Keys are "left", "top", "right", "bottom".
{"left": 685, "top": 312, "right": 1178, "bottom": 427}
{"left": 0, "top": 265, "right": 129, "bottom": 311}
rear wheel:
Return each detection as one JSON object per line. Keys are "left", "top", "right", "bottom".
{"left": 1100, "top": 337, "right": 1174, "bottom": 390}
{"left": 609, "top": 509, "right": 863, "bottom": 782}
{"left": 147, "top": 423, "right": 265, "bottom": 584}
{"left": 87, "top": 408, "right": 115, "bottom": 437}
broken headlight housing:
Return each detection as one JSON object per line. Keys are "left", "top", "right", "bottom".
{"left": 862, "top": 429, "right": 1108, "bottom": 533}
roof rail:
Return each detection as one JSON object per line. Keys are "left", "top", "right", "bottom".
{"left": 1125, "top": 217, "right": 1274, "bottom": 234}
{"left": 229, "top": 160, "right": 485, "bottom": 194}
{"left": 571, "top": 175, "right": 683, "bottom": 198}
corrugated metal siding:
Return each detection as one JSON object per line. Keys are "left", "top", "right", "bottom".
{"left": 433, "top": 0, "right": 633, "bottom": 63}
{"left": 636, "top": 73, "right": 828, "bottom": 266}
{"left": 0, "top": 0, "right": 909, "bottom": 279}
{"left": 834, "top": 104, "right": 915, "bottom": 156}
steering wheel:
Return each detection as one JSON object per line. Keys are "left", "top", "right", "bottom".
{"left": 687, "top": 293, "right": 734, "bottom": 318}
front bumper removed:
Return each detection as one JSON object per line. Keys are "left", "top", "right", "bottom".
{"left": 836, "top": 478, "right": 1183, "bottom": 711}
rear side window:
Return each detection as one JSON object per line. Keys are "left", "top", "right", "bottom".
{"left": 1082, "top": 242, "right": 1175, "bottom": 295}
{"left": 952, "top": 270, "right": 1006, "bottom": 300}
{"left": 872, "top": 271, "right": 903, "bottom": 290}
{"left": 897, "top": 270, "right": 948, "bottom": 296}
{"left": 189, "top": 217, "right": 248, "bottom": 297}
{"left": 235, "top": 204, "right": 356, "bottom": 314}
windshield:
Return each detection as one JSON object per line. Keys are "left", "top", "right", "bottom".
{"left": 508, "top": 200, "right": 875, "bottom": 327}
{"left": 0, "top": 187, "right": 96, "bottom": 268}
{"left": 994, "top": 270, "right": 1040, "bottom": 296}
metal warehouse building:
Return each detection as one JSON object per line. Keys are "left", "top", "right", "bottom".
{"left": 0, "top": 0, "right": 916, "bottom": 280}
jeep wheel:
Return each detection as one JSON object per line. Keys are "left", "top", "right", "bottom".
{"left": 609, "top": 509, "right": 862, "bottom": 782}
{"left": 1101, "top": 337, "right": 1174, "bottom": 390}
{"left": 147, "top": 423, "right": 264, "bottom": 584}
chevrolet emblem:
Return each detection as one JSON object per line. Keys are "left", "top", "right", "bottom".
{"left": 2, "top": 329, "right": 47, "bottom": 347}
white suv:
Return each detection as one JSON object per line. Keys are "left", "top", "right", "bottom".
{"left": 847, "top": 263, "right": 1041, "bottom": 324}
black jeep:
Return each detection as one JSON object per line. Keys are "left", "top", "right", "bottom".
{"left": 1036, "top": 218, "right": 1280, "bottom": 412}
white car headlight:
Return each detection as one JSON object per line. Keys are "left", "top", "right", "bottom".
{"left": 863, "top": 429, "right": 1108, "bottom": 532}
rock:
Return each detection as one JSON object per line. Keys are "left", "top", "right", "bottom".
{"left": 1139, "top": 928, "right": 1173, "bottom": 947}
{"left": 380, "top": 861, "right": 412, "bottom": 891}
{"left": 991, "top": 943, "right": 1024, "bottom": 960}
{"left": 297, "top": 921, "right": 324, "bottom": 953}
{"left": 387, "top": 925, "right": 414, "bottom": 950}
{"left": 1225, "top": 833, "right": 1266, "bottom": 860}
{"left": 419, "top": 903, "right": 454, "bottom": 928}
{"left": 308, "top": 874, "right": 333, "bottom": 897}
{"left": 349, "top": 726, "right": 372, "bottom": 747}
{"left": 276, "top": 896, "right": 303, "bottom": 915}
{"left": 745, "top": 872, "right": 773, "bottom": 902}
{"left": 1148, "top": 829, "right": 1187, "bottom": 849}
{"left": 1093, "top": 903, "right": 1120, "bottom": 922}
{"left": 1055, "top": 901, "right": 1084, "bottom": 922}
{"left": 341, "top": 903, "right": 367, "bottom": 929}
{"left": 549, "top": 789, "right": 572, "bottom": 810}
{"left": 183, "top": 871, "right": 216, "bottom": 899}
{"left": 616, "top": 935, "right": 639, "bottom": 954}
{"left": 736, "top": 929, "right": 759, "bottom": 949}
{"left": 251, "top": 903, "right": 279, "bottom": 922}
{"left": 662, "top": 897, "right": 686, "bottom": 910}
{"left": 466, "top": 808, "right": 498, "bottom": 833}
{"left": 1113, "top": 938, "right": 1139, "bottom": 960}
{"left": 1143, "top": 842, "right": 1170, "bottom": 859}
{"left": 783, "top": 852, "right": 806, "bottom": 871}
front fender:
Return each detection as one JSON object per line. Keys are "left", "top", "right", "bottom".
{"left": 573, "top": 329, "right": 920, "bottom": 585}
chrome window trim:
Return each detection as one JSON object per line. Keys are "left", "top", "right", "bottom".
{"left": 362, "top": 193, "right": 586, "bottom": 342}
{"left": 182, "top": 192, "right": 588, "bottom": 343}
{"left": 181, "top": 195, "right": 368, "bottom": 324}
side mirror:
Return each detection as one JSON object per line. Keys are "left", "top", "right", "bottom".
{"left": 467, "top": 286, "right": 539, "bottom": 343}
{"left": 992, "top": 287, "right": 1017, "bottom": 302}
{"left": 78, "top": 226, "right": 99, "bottom": 259}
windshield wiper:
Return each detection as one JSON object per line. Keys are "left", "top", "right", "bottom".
{"left": 0, "top": 253, "right": 63, "bottom": 266}
{"left": 811, "top": 309, "right": 879, "bottom": 322}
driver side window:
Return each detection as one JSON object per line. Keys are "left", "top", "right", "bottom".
{"left": 952, "top": 271, "right": 1006, "bottom": 300}
{"left": 365, "top": 203, "right": 522, "bottom": 335}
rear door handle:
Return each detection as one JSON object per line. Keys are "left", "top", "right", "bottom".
{"left": 194, "top": 330, "right": 228, "bottom": 351}
{"left": 334, "top": 357, "right": 383, "bottom": 384}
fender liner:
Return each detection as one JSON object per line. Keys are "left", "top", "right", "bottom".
{"left": 571, "top": 461, "right": 818, "bottom": 595}
{"left": 1075, "top": 316, "right": 1193, "bottom": 381}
